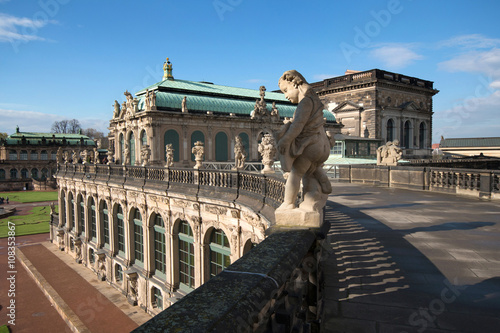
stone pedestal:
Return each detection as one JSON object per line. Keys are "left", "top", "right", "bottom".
{"left": 275, "top": 208, "right": 323, "bottom": 228}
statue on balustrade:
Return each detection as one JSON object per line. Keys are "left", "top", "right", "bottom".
{"left": 165, "top": 144, "right": 175, "bottom": 167}
{"left": 192, "top": 141, "right": 204, "bottom": 169}
{"left": 56, "top": 147, "right": 63, "bottom": 165}
{"left": 234, "top": 136, "right": 246, "bottom": 170}
{"left": 123, "top": 143, "right": 130, "bottom": 165}
{"left": 275, "top": 70, "right": 332, "bottom": 228}
{"left": 258, "top": 133, "right": 277, "bottom": 174}
{"left": 71, "top": 150, "right": 78, "bottom": 164}
{"left": 93, "top": 148, "right": 100, "bottom": 164}
{"left": 141, "top": 145, "right": 151, "bottom": 166}
{"left": 376, "top": 140, "right": 402, "bottom": 166}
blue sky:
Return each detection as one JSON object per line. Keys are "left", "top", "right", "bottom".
{"left": 1, "top": 0, "right": 500, "bottom": 143}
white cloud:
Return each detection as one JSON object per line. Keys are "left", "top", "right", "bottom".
{"left": 0, "top": 109, "right": 63, "bottom": 134}
{"left": 370, "top": 43, "right": 423, "bottom": 69}
{"left": 439, "top": 34, "right": 500, "bottom": 50}
{"left": 438, "top": 48, "right": 500, "bottom": 79}
{"left": 0, "top": 12, "right": 57, "bottom": 42}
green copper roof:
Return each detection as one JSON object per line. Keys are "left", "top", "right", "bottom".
{"left": 3, "top": 132, "right": 96, "bottom": 146}
{"left": 440, "top": 137, "right": 500, "bottom": 148}
{"left": 135, "top": 79, "right": 336, "bottom": 121}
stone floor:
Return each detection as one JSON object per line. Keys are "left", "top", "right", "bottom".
{"left": 322, "top": 183, "right": 500, "bottom": 333}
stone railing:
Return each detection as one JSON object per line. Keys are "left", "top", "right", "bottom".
{"left": 338, "top": 164, "right": 500, "bottom": 200}
{"left": 132, "top": 226, "right": 328, "bottom": 333}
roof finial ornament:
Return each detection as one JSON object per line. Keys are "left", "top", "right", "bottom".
{"left": 163, "top": 57, "right": 174, "bottom": 81}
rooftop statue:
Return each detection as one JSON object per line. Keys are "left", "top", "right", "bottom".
{"left": 233, "top": 136, "right": 246, "bottom": 170}
{"left": 275, "top": 70, "right": 332, "bottom": 228}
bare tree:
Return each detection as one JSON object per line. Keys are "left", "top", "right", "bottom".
{"left": 83, "top": 128, "right": 104, "bottom": 140}
{"left": 51, "top": 119, "right": 81, "bottom": 134}
{"left": 0, "top": 132, "right": 8, "bottom": 140}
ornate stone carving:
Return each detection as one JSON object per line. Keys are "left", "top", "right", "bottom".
{"left": 144, "top": 89, "right": 157, "bottom": 111}
{"left": 173, "top": 199, "right": 188, "bottom": 208}
{"left": 251, "top": 86, "right": 272, "bottom": 121}
{"left": 96, "top": 251, "right": 106, "bottom": 281}
{"left": 258, "top": 133, "right": 277, "bottom": 174}
{"left": 57, "top": 229, "right": 65, "bottom": 250}
{"left": 271, "top": 101, "right": 280, "bottom": 121}
{"left": 141, "top": 145, "right": 151, "bottom": 166}
{"left": 165, "top": 144, "right": 174, "bottom": 167}
{"left": 74, "top": 238, "right": 82, "bottom": 263}
{"left": 126, "top": 272, "right": 138, "bottom": 306}
{"left": 231, "top": 210, "right": 240, "bottom": 219}
{"left": 123, "top": 142, "right": 130, "bottom": 165}
{"left": 275, "top": 70, "right": 332, "bottom": 228}
{"left": 72, "top": 150, "right": 79, "bottom": 164}
{"left": 191, "top": 141, "right": 204, "bottom": 169}
{"left": 205, "top": 205, "right": 228, "bottom": 216}
{"left": 233, "top": 136, "right": 246, "bottom": 170}
{"left": 56, "top": 147, "right": 63, "bottom": 164}
{"left": 377, "top": 140, "right": 403, "bottom": 166}
{"left": 93, "top": 148, "right": 100, "bottom": 164}
{"left": 182, "top": 96, "right": 188, "bottom": 113}
{"left": 113, "top": 100, "right": 121, "bottom": 118}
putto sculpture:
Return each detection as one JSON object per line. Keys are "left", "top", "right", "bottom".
{"left": 233, "top": 136, "right": 246, "bottom": 170}
{"left": 275, "top": 70, "right": 332, "bottom": 228}
{"left": 165, "top": 144, "right": 175, "bottom": 167}
{"left": 141, "top": 145, "right": 151, "bottom": 166}
{"left": 258, "top": 133, "right": 276, "bottom": 174}
{"left": 377, "top": 140, "right": 403, "bottom": 166}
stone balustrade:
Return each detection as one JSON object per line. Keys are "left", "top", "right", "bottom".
{"left": 338, "top": 164, "right": 500, "bottom": 200}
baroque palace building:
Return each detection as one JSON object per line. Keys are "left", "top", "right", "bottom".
{"left": 53, "top": 59, "right": 340, "bottom": 315}
{"left": 0, "top": 127, "right": 96, "bottom": 191}
{"left": 311, "top": 69, "right": 439, "bottom": 158}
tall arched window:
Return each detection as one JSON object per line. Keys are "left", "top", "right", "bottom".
{"left": 115, "top": 264, "right": 123, "bottom": 282}
{"left": 31, "top": 168, "right": 39, "bottom": 179}
{"left": 119, "top": 133, "right": 125, "bottom": 163}
{"left": 101, "top": 201, "right": 109, "bottom": 248}
{"left": 133, "top": 209, "right": 143, "bottom": 266}
{"left": 152, "top": 287, "right": 163, "bottom": 310}
{"left": 41, "top": 168, "right": 48, "bottom": 180}
{"left": 30, "top": 150, "right": 38, "bottom": 160}
{"left": 60, "top": 191, "right": 66, "bottom": 227}
{"left": 164, "top": 129, "right": 180, "bottom": 162}
{"left": 69, "top": 193, "right": 75, "bottom": 231}
{"left": 116, "top": 205, "right": 125, "bottom": 255}
{"left": 0, "top": 169, "right": 5, "bottom": 180}
{"left": 141, "top": 130, "right": 147, "bottom": 147}
{"left": 78, "top": 195, "right": 85, "bottom": 236}
{"left": 190, "top": 130, "right": 205, "bottom": 161}
{"left": 179, "top": 220, "right": 195, "bottom": 291}
{"left": 51, "top": 151, "right": 57, "bottom": 160}
{"left": 10, "top": 169, "right": 17, "bottom": 179}
{"left": 209, "top": 228, "right": 230, "bottom": 278}
{"left": 128, "top": 132, "right": 136, "bottom": 166}
{"left": 89, "top": 197, "right": 97, "bottom": 241}
{"left": 403, "top": 120, "right": 411, "bottom": 148}
{"left": 215, "top": 132, "right": 228, "bottom": 161}
{"left": 153, "top": 214, "right": 166, "bottom": 278}
{"left": 21, "top": 168, "right": 28, "bottom": 179}
{"left": 9, "top": 150, "right": 17, "bottom": 160}
{"left": 386, "top": 119, "right": 394, "bottom": 142}
{"left": 419, "top": 122, "right": 426, "bottom": 148}
{"left": 40, "top": 150, "right": 48, "bottom": 160}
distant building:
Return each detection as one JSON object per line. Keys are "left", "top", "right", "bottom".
{"left": 311, "top": 69, "right": 439, "bottom": 158}
{"left": 0, "top": 127, "right": 96, "bottom": 191}
{"left": 439, "top": 137, "right": 500, "bottom": 158}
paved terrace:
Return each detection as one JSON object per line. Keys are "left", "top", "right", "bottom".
{"left": 3, "top": 182, "right": 500, "bottom": 332}
{"left": 322, "top": 182, "right": 500, "bottom": 332}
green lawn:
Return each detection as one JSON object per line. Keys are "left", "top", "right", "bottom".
{"left": 0, "top": 190, "right": 58, "bottom": 203}
{"left": 0, "top": 205, "right": 58, "bottom": 238}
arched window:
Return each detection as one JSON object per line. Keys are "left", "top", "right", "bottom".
{"left": 68, "top": 193, "right": 75, "bottom": 230}
{"left": 116, "top": 205, "right": 125, "bottom": 255}
{"left": 115, "top": 264, "right": 123, "bottom": 282}
{"left": 128, "top": 132, "right": 136, "bottom": 166}
{"left": 89, "top": 197, "right": 97, "bottom": 241}
{"left": 190, "top": 130, "right": 205, "bottom": 161}
{"left": 179, "top": 220, "right": 195, "bottom": 291}
{"left": 51, "top": 151, "right": 57, "bottom": 160}
{"left": 243, "top": 239, "right": 256, "bottom": 255}
{"left": 403, "top": 121, "right": 411, "bottom": 148}
{"left": 386, "top": 119, "right": 394, "bottom": 142}
{"left": 153, "top": 214, "right": 166, "bottom": 278}
{"left": 20, "top": 150, "right": 28, "bottom": 160}
{"left": 60, "top": 191, "right": 66, "bottom": 227}
{"left": 41, "top": 150, "right": 48, "bottom": 160}
{"left": 89, "top": 248, "right": 95, "bottom": 264}
{"left": 141, "top": 130, "right": 147, "bottom": 147}
{"left": 9, "top": 150, "right": 17, "bottom": 161}
{"left": 10, "top": 169, "right": 17, "bottom": 179}
{"left": 101, "top": 201, "right": 109, "bottom": 248}
{"left": 119, "top": 133, "right": 125, "bottom": 163}
{"left": 215, "top": 132, "right": 228, "bottom": 161}
{"left": 30, "top": 150, "right": 38, "bottom": 160}
{"left": 419, "top": 122, "right": 426, "bottom": 148}
{"left": 209, "top": 228, "right": 230, "bottom": 278}
{"left": 78, "top": 196, "right": 85, "bottom": 236}
{"left": 238, "top": 132, "right": 250, "bottom": 158}
{"left": 164, "top": 129, "right": 180, "bottom": 162}
{"left": 21, "top": 168, "right": 28, "bottom": 179}
{"left": 31, "top": 168, "right": 39, "bottom": 179}
{"left": 41, "top": 168, "right": 48, "bottom": 180}
{"left": 0, "top": 169, "right": 5, "bottom": 180}
{"left": 152, "top": 287, "right": 163, "bottom": 310}
{"left": 133, "top": 209, "right": 143, "bottom": 266}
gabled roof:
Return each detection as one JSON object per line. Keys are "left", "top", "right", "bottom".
{"left": 332, "top": 101, "right": 363, "bottom": 113}
{"left": 399, "top": 101, "right": 420, "bottom": 111}
{"left": 440, "top": 137, "right": 500, "bottom": 148}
